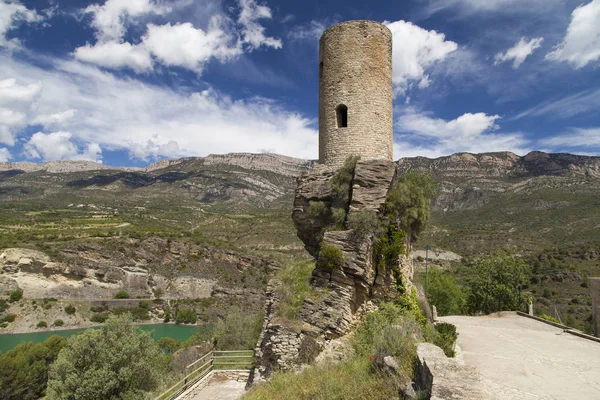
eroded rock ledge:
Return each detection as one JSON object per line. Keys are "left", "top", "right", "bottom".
{"left": 249, "top": 159, "right": 413, "bottom": 385}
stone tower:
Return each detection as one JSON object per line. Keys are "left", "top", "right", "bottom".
{"left": 319, "top": 20, "right": 393, "bottom": 167}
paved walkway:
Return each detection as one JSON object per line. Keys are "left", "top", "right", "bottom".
{"left": 440, "top": 312, "right": 600, "bottom": 400}
{"left": 187, "top": 377, "right": 246, "bottom": 400}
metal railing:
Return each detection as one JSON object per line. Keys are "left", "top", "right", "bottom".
{"left": 154, "top": 350, "right": 254, "bottom": 400}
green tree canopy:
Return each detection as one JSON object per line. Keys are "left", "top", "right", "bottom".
{"left": 424, "top": 269, "right": 466, "bottom": 316}
{"left": 47, "top": 314, "right": 166, "bottom": 400}
{"left": 386, "top": 172, "right": 437, "bottom": 241}
{"left": 465, "top": 252, "right": 531, "bottom": 314}
{"left": 0, "top": 335, "right": 67, "bottom": 400}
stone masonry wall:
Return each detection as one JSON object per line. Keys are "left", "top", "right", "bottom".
{"left": 319, "top": 20, "right": 393, "bottom": 167}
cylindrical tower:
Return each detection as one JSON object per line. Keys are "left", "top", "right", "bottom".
{"left": 319, "top": 20, "right": 393, "bottom": 167}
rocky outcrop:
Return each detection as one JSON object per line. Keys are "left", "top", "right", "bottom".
{"left": 251, "top": 159, "right": 410, "bottom": 384}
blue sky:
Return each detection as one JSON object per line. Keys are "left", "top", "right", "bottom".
{"left": 0, "top": 0, "right": 599, "bottom": 167}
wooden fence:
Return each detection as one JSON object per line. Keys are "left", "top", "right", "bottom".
{"left": 155, "top": 350, "right": 254, "bottom": 400}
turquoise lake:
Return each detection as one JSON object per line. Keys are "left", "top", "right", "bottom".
{"left": 0, "top": 324, "right": 211, "bottom": 353}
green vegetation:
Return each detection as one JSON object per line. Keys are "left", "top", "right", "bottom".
{"left": 213, "top": 307, "right": 263, "bottom": 350}
{"left": 90, "top": 314, "right": 107, "bottom": 323}
{"left": 433, "top": 323, "right": 458, "bottom": 358}
{"left": 9, "top": 289, "right": 23, "bottom": 303}
{"left": 540, "top": 314, "right": 561, "bottom": 324}
{"left": 52, "top": 320, "right": 64, "bottom": 327}
{"left": 64, "top": 305, "right": 76, "bottom": 315}
{"left": 423, "top": 269, "right": 466, "bottom": 316}
{"left": 0, "top": 335, "right": 67, "bottom": 400}
{"left": 2, "top": 314, "right": 16, "bottom": 323}
{"left": 115, "top": 290, "right": 130, "bottom": 299}
{"left": 0, "top": 300, "right": 7, "bottom": 312}
{"left": 175, "top": 308, "right": 197, "bottom": 324}
{"left": 316, "top": 245, "right": 343, "bottom": 272}
{"left": 274, "top": 261, "right": 324, "bottom": 322}
{"left": 47, "top": 314, "right": 166, "bottom": 400}
{"left": 465, "top": 252, "right": 531, "bottom": 314}
{"left": 36, "top": 321, "right": 47, "bottom": 329}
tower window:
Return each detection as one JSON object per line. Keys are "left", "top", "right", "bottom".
{"left": 319, "top": 62, "right": 323, "bottom": 79}
{"left": 336, "top": 104, "right": 348, "bottom": 128}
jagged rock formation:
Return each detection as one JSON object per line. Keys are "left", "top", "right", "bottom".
{"left": 249, "top": 159, "right": 409, "bottom": 384}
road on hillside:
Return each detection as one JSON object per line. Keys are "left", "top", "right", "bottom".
{"left": 440, "top": 313, "right": 600, "bottom": 400}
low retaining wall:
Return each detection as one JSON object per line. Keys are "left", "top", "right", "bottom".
{"left": 516, "top": 311, "right": 600, "bottom": 344}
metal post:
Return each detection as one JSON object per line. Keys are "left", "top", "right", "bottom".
{"left": 425, "top": 245, "right": 429, "bottom": 296}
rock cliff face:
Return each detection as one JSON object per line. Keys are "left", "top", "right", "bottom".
{"left": 250, "top": 159, "right": 409, "bottom": 384}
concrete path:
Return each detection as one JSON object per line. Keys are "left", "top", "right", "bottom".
{"left": 187, "top": 377, "right": 246, "bottom": 400}
{"left": 440, "top": 312, "right": 600, "bottom": 400}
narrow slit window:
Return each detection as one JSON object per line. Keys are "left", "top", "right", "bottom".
{"left": 319, "top": 62, "right": 324, "bottom": 79}
{"left": 336, "top": 104, "right": 348, "bottom": 128}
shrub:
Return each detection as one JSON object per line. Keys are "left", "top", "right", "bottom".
{"left": 347, "top": 210, "right": 380, "bottom": 239}
{"left": 275, "top": 261, "right": 321, "bottom": 322}
{"left": 47, "top": 314, "right": 165, "bottom": 400}
{"left": 164, "top": 306, "right": 172, "bottom": 323}
{"left": 52, "top": 319, "right": 64, "bottom": 327}
{"left": 433, "top": 322, "right": 458, "bottom": 357}
{"left": 316, "top": 245, "right": 343, "bottom": 272}
{"left": 540, "top": 314, "right": 560, "bottom": 324}
{"left": 175, "top": 308, "right": 197, "bottom": 324}
{"left": 2, "top": 314, "right": 16, "bottom": 323}
{"left": 154, "top": 288, "right": 164, "bottom": 299}
{"left": 37, "top": 321, "right": 47, "bottom": 328}
{"left": 43, "top": 303, "right": 52, "bottom": 310}
{"left": 0, "top": 322, "right": 7, "bottom": 329}
{"left": 213, "top": 307, "right": 263, "bottom": 350}
{"left": 424, "top": 269, "right": 466, "bottom": 316}
{"left": 373, "top": 226, "right": 406, "bottom": 273}
{"left": 115, "top": 290, "right": 130, "bottom": 299}
{"left": 64, "top": 305, "right": 76, "bottom": 315}
{"left": 0, "top": 299, "right": 7, "bottom": 312}
{"left": 9, "top": 289, "right": 23, "bottom": 303}
{"left": 330, "top": 155, "right": 360, "bottom": 209}
{"left": 90, "top": 314, "right": 108, "bottom": 323}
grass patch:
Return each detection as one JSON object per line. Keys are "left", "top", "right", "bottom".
{"left": 274, "top": 261, "right": 325, "bottom": 323}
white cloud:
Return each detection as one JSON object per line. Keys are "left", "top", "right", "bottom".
{"left": 288, "top": 20, "right": 328, "bottom": 41}
{"left": 512, "top": 87, "right": 600, "bottom": 120}
{"left": 425, "top": 0, "right": 562, "bottom": 15}
{"left": 237, "top": 0, "right": 282, "bottom": 49}
{"left": 32, "top": 109, "right": 77, "bottom": 128}
{"left": 384, "top": 21, "right": 457, "bottom": 93}
{"left": 24, "top": 131, "right": 102, "bottom": 162}
{"left": 0, "top": 108, "right": 26, "bottom": 145}
{"left": 83, "top": 0, "right": 170, "bottom": 42}
{"left": 0, "top": 78, "right": 42, "bottom": 105}
{"left": 540, "top": 128, "right": 600, "bottom": 150}
{"left": 0, "top": 0, "right": 42, "bottom": 48}
{"left": 143, "top": 20, "right": 241, "bottom": 72}
{"left": 74, "top": 41, "right": 153, "bottom": 73}
{"left": 546, "top": 0, "right": 600, "bottom": 69}
{"left": 75, "top": 0, "right": 281, "bottom": 74}
{"left": 394, "top": 108, "right": 530, "bottom": 158}
{"left": 0, "top": 54, "right": 318, "bottom": 162}
{"left": 0, "top": 147, "right": 10, "bottom": 161}
{"left": 495, "top": 37, "right": 544, "bottom": 68}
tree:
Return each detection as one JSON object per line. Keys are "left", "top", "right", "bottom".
{"left": 425, "top": 269, "right": 466, "bottom": 316}
{"left": 47, "top": 314, "right": 166, "bottom": 400}
{"left": 212, "top": 307, "right": 263, "bottom": 350}
{"left": 0, "top": 335, "right": 67, "bottom": 400}
{"left": 465, "top": 252, "right": 531, "bottom": 314}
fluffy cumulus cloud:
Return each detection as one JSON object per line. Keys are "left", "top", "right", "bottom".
{"left": 0, "top": 0, "right": 42, "bottom": 48}
{"left": 32, "top": 109, "right": 77, "bottom": 128}
{"left": 24, "top": 131, "right": 102, "bottom": 162}
{"left": 0, "top": 78, "right": 42, "bottom": 145}
{"left": 82, "top": 0, "right": 170, "bottom": 42}
{"left": 0, "top": 147, "right": 10, "bottom": 161}
{"left": 546, "top": 0, "right": 600, "bottom": 69}
{"left": 394, "top": 108, "right": 530, "bottom": 158}
{"left": 0, "top": 54, "right": 318, "bottom": 162}
{"left": 142, "top": 20, "right": 242, "bottom": 72}
{"left": 384, "top": 21, "right": 457, "bottom": 93}
{"left": 74, "top": 0, "right": 281, "bottom": 74}
{"left": 74, "top": 41, "right": 153, "bottom": 73}
{"left": 237, "top": 0, "right": 282, "bottom": 49}
{"left": 495, "top": 37, "right": 544, "bottom": 69}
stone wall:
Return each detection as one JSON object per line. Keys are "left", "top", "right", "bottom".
{"left": 319, "top": 20, "right": 393, "bottom": 167}
{"left": 591, "top": 277, "right": 600, "bottom": 337}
